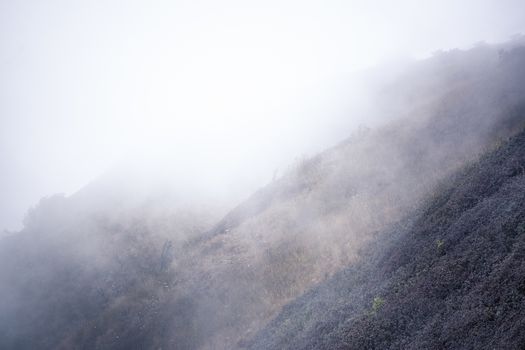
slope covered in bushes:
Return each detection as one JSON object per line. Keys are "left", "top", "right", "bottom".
{"left": 248, "top": 127, "right": 525, "bottom": 350}
{"left": 0, "top": 39, "right": 525, "bottom": 349}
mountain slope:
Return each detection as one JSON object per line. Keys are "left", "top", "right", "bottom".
{"left": 248, "top": 128, "right": 525, "bottom": 350}
{"left": 0, "top": 39, "right": 525, "bottom": 350}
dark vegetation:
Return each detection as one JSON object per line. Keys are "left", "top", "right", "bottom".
{"left": 1, "top": 38, "right": 525, "bottom": 349}
{"left": 248, "top": 127, "right": 525, "bottom": 350}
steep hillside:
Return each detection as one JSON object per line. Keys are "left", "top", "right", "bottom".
{"left": 248, "top": 127, "right": 525, "bottom": 350}
{"left": 0, "top": 193, "right": 219, "bottom": 349}
{"left": 0, "top": 39, "right": 525, "bottom": 350}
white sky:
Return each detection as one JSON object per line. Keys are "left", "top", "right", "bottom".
{"left": 1, "top": 0, "right": 525, "bottom": 231}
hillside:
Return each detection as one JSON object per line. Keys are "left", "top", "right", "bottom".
{"left": 1, "top": 39, "right": 525, "bottom": 349}
{"left": 248, "top": 125, "right": 525, "bottom": 350}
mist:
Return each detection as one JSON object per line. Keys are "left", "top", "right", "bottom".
{"left": 2, "top": 0, "right": 525, "bottom": 231}
{"left": 2, "top": 2, "right": 525, "bottom": 350}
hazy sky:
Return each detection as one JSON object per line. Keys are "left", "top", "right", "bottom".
{"left": 1, "top": 0, "right": 525, "bottom": 231}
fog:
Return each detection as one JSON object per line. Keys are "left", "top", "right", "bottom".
{"left": 1, "top": 0, "right": 525, "bottom": 231}
{"left": 2, "top": 2, "right": 525, "bottom": 348}
{"left": 2, "top": 38, "right": 525, "bottom": 348}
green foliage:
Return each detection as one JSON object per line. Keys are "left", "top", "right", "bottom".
{"left": 372, "top": 296, "right": 385, "bottom": 314}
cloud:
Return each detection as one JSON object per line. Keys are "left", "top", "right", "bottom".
{"left": 1, "top": 0, "right": 525, "bottom": 230}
